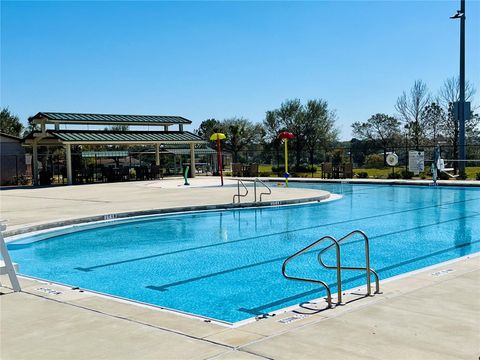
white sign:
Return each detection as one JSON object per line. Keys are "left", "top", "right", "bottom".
{"left": 408, "top": 151, "right": 424, "bottom": 174}
{"left": 386, "top": 153, "right": 399, "bottom": 167}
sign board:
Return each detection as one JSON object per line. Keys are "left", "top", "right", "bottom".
{"left": 408, "top": 151, "right": 424, "bottom": 175}
{"left": 386, "top": 153, "right": 399, "bottom": 167}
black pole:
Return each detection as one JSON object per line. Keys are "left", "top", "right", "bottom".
{"left": 451, "top": 0, "right": 467, "bottom": 176}
{"left": 458, "top": 0, "right": 466, "bottom": 177}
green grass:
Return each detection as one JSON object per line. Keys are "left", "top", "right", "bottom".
{"left": 254, "top": 164, "right": 480, "bottom": 180}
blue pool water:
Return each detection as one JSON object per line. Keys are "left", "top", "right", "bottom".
{"left": 7, "top": 183, "right": 480, "bottom": 323}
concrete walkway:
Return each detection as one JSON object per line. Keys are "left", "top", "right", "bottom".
{"left": 0, "top": 178, "right": 330, "bottom": 235}
{"left": 1, "top": 178, "right": 479, "bottom": 359}
{"left": 1, "top": 255, "right": 478, "bottom": 359}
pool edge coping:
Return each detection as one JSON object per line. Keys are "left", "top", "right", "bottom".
{"left": 3, "top": 191, "right": 333, "bottom": 238}
{"left": 7, "top": 251, "right": 479, "bottom": 330}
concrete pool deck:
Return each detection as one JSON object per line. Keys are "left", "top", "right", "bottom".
{"left": 0, "top": 178, "right": 331, "bottom": 236}
{"left": 1, "top": 255, "right": 479, "bottom": 359}
{"left": 1, "top": 178, "right": 479, "bottom": 359}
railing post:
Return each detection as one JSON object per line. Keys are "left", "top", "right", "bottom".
{"left": 365, "top": 236, "right": 372, "bottom": 296}
{"left": 335, "top": 242, "right": 342, "bottom": 304}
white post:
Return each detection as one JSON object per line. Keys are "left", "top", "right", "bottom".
{"left": 190, "top": 143, "right": 196, "bottom": 178}
{"left": 65, "top": 144, "right": 73, "bottom": 185}
{"left": 0, "top": 222, "right": 21, "bottom": 292}
{"left": 32, "top": 141, "right": 39, "bottom": 186}
{"left": 155, "top": 143, "right": 160, "bottom": 166}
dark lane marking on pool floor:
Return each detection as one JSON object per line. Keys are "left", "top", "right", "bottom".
{"left": 73, "top": 196, "right": 480, "bottom": 272}
{"left": 145, "top": 213, "right": 480, "bottom": 292}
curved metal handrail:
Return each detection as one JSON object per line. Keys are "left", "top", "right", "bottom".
{"left": 282, "top": 235, "right": 342, "bottom": 307}
{"left": 254, "top": 178, "right": 272, "bottom": 202}
{"left": 233, "top": 179, "right": 249, "bottom": 204}
{"left": 318, "top": 230, "right": 380, "bottom": 295}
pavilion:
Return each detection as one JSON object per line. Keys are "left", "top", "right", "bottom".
{"left": 23, "top": 112, "right": 206, "bottom": 185}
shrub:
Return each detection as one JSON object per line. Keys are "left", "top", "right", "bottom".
{"left": 129, "top": 168, "right": 136, "bottom": 179}
{"left": 401, "top": 170, "right": 413, "bottom": 179}
{"left": 364, "top": 154, "right": 384, "bottom": 169}
{"left": 387, "top": 172, "right": 401, "bottom": 179}
{"left": 292, "top": 164, "right": 317, "bottom": 173}
{"left": 438, "top": 171, "right": 450, "bottom": 180}
{"left": 476, "top": 172, "right": 480, "bottom": 181}
{"left": 357, "top": 171, "right": 368, "bottom": 178}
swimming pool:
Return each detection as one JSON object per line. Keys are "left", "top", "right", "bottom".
{"left": 6, "top": 183, "right": 480, "bottom": 323}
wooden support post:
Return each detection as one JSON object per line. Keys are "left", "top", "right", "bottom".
{"left": 190, "top": 143, "right": 196, "bottom": 178}
{"left": 65, "top": 144, "right": 73, "bottom": 185}
{"left": 32, "top": 141, "right": 39, "bottom": 186}
{"left": 155, "top": 143, "right": 160, "bottom": 166}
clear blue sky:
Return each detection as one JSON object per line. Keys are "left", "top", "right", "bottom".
{"left": 1, "top": 0, "right": 479, "bottom": 139}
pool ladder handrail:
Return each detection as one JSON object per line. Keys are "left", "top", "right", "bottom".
{"left": 254, "top": 178, "right": 272, "bottom": 202}
{"left": 282, "top": 230, "right": 380, "bottom": 308}
{"left": 282, "top": 235, "right": 342, "bottom": 307}
{"left": 233, "top": 179, "right": 249, "bottom": 204}
{"left": 318, "top": 230, "right": 380, "bottom": 296}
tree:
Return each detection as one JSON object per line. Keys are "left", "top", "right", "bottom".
{"left": 420, "top": 102, "right": 445, "bottom": 144}
{"left": 304, "top": 99, "right": 338, "bottom": 167}
{"left": 262, "top": 110, "right": 283, "bottom": 167}
{"left": 276, "top": 99, "right": 307, "bottom": 168}
{"left": 0, "top": 108, "right": 23, "bottom": 137}
{"left": 195, "top": 118, "right": 221, "bottom": 141}
{"left": 437, "top": 77, "right": 478, "bottom": 173}
{"left": 221, "top": 117, "right": 262, "bottom": 162}
{"left": 263, "top": 98, "right": 339, "bottom": 168}
{"left": 395, "top": 80, "right": 431, "bottom": 149}
{"left": 352, "top": 113, "right": 401, "bottom": 164}
{"left": 106, "top": 125, "right": 129, "bottom": 132}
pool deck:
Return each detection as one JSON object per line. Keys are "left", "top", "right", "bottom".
{"left": 1, "top": 255, "right": 478, "bottom": 359}
{"left": 0, "top": 178, "right": 331, "bottom": 236}
{"left": 1, "top": 178, "right": 479, "bottom": 359}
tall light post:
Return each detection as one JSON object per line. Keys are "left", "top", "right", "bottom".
{"left": 450, "top": 0, "right": 466, "bottom": 177}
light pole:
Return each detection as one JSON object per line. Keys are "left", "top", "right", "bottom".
{"left": 450, "top": 0, "right": 466, "bottom": 177}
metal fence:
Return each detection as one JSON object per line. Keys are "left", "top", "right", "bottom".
{"left": 228, "top": 143, "right": 480, "bottom": 180}
{"left": 2, "top": 143, "right": 479, "bottom": 186}
{"left": 0, "top": 155, "right": 29, "bottom": 186}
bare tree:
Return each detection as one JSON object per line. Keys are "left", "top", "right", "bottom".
{"left": 437, "top": 77, "right": 478, "bottom": 173}
{"left": 395, "top": 80, "right": 431, "bottom": 149}
{"left": 438, "top": 77, "right": 476, "bottom": 108}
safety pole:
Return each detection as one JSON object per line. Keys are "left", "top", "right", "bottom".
{"left": 217, "top": 138, "right": 223, "bottom": 186}
{"left": 284, "top": 139, "right": 289, "bottom": 187}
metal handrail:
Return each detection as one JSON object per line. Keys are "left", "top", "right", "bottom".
{"left": 282, "top": 236, "right": 342, "bottom": 307}
{"left": 254, "top": 178, "right": 272, "bottom": 202}
{"left": 233, "top": 179, "right": 249, "bottom": 204}
{"left": 318, "top": 230, "right": 380, "bottom": 295}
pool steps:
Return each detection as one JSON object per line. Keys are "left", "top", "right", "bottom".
{"left": 282, "top": 230, "right": 380, "bottom": 308}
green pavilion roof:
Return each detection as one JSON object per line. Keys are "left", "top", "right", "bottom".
{"left": 30, "top": 112, "right": 192, "bottom": 126}
{"left": 39, "top": 130, "right": 204, "bottom": 144}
